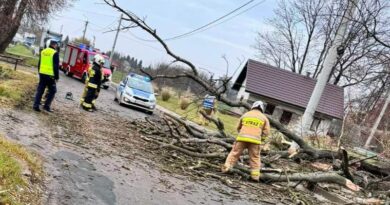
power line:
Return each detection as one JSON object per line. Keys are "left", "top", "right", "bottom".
{"left": 129, "top": 0, "right": 265, "bottom": 42}
{"left": 163, "top": 0, "right": 256, "bottom": 41}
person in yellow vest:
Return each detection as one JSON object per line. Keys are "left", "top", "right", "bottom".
{"left": 222, "top": 101, "right": 271, "bottom": 181}
{"left": 33, "top": 39, "right": 59, "bottom": 112}
{"left": 80, "top": 54, "right": 104, "bottom": 112}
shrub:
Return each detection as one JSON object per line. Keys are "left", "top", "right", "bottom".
{"left": 179, "top": 97, "right": 191, "bottom": 110}
{"left": 161, "top": 88, "right": 171, "bottom": 101}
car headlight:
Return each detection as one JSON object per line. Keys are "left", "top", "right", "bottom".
{"left": 150, "top": 99, "right": 156, "bottom": 103}
{"left": 125, "top": 90, "right": 133, "bottom": 97}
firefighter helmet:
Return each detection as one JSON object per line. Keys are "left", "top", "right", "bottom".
{"left": 94, "top": 54, "right": 105, "bottom": 65}
{"left": 251, "top": 101, "right": 265, "bottom": 112}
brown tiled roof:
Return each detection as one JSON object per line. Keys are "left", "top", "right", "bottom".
{"left": 233, "top": 59, "right": 344, "bottom": 119}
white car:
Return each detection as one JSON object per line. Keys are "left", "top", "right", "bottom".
{"left": 115, "top": 73, "right": 156, "bottom": 114}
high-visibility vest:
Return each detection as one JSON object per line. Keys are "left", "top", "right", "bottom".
{"left": 39, "top": 48, "right": 56, "bottom": 76}
{"left": 236, "top": 110, "right": 269, "bottom": 144}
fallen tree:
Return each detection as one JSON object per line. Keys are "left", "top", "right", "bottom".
{"left": 105, "top": 0, "right": 388, "bottom": 200}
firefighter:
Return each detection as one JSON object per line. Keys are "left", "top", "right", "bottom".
{"left": 221, "top": 101, "right": 271, "bottom": 181}
{"left": 81, "top": 54, "right": 104, "bottom": 111}
{"left": 33, "top": 39, "right": 59, "bottom": 112}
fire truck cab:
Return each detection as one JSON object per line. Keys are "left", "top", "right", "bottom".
{"left": 61, "top": 44, "right": 112, "bottom": 89}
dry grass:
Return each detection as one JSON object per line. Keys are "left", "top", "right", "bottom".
{"left": 0, "top": 135, "right": 43, "bottom": 205}
{"left": 179, "top": 96, "right": 191, "bottom": 110}
{"left": 161, "top": 88, "right": 172, "bottom": 101}
{"left": 0, "top": 65, "right": 37, "bottom": 108}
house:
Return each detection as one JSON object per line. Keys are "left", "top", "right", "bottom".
{"left": 23, "top": 32, "right": 36, "bottom": 47}
{"left": 232, "top": 59, "right": 344, "bottom": 136}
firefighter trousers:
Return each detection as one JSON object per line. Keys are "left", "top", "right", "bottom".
{"left": 223, "top": 141, "right": 261, "bottom": 180}
{"left": 81, "top": 87, "right": 98, "bottom": 111}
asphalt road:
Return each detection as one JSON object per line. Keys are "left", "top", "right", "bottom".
{"left": 55, "top": 72, "right": 150, "bottom": 120}
{"left": 0, "top": 67, "right": 261, "bottom": 205}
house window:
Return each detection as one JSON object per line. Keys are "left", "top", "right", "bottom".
{"left": 310, "top": 117, "right": 322, "bottom": 131}
{"left": 264, "top": 104, "right": 275, "bottom": 115}
{"left": 280, "top": 111, "right": 292, "bottom": 125}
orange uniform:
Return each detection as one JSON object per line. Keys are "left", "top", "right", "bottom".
{"left": 223, "top": 109, "right": 271, "bottom": 181}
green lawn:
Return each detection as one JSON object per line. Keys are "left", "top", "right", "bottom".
{"left": 6, "top": 44, "right": 34, "bottom": 58}
{"left": 6, "top": 44, "right": 39, "bottom": 67}
{"left": 112, "top": 70, "right": 127, "bottom": 83}
{"left": 157, "top": 94, "right": 239, "bottom": 135}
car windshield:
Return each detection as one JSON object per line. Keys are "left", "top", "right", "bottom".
{"left": 127, "top": 78, "right": 153, "bottom": 93}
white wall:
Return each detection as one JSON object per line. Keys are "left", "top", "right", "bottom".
{"left": 237, "top": 79, "right": 250, "bottom": 101}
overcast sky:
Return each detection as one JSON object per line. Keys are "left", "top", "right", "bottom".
{"left": 49, "top": 0, "right": 277, "bottom": 77}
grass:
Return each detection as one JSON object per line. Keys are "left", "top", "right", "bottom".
{"left": 6, "top": 44, "right": 39, "bottom": 68}
{"left": 157, "top": 94, "right": 239, "bottom": 135}
{"left": 112, "top": 70, "right": 127, "bottom": 83}
{"left": 0, "top": 135, "right": 43, "bottom": 205}
{"left": 6, "top": 44, "right": 35, "bottom": 58}
{"left": 0, "top": 65, "right": 37, "bottom": 108}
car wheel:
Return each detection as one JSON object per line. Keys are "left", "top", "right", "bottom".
{"left": 147, "top": 111, "right": 153, "bottom": 115}
{"left": 103, "top": 85, "right": 109, "bottom": 89}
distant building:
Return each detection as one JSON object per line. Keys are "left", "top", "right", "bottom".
{"left": 232, "top": 59, "right": 344, "bottom": 136}
{"left": 12, "top": 33, "right": 23, "bottom": 44}
{"left": 23, "top": 33, "right": 36, "bottom": 46}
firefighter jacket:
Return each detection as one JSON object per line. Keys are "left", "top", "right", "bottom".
{"left": 236, "top": 109, "right": 271, "bottom": 144}
{"left": 86, "top": 62, "right": 102, "bottom": 91}
{"left": 39, "top": 47, "right": 59, "bottom": 80}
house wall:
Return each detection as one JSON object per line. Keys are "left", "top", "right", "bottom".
{"left": 247, "top": 94, "right": 335, "bottom": 136}
{"left": 237, "top": 79, "right": 250, "bottom": 101}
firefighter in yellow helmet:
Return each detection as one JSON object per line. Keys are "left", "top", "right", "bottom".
{"left": 222, "top": 101, "right": 271, "bottom": 181}
{"left": 81, "top": 54, "right": 104, "bottom": 111}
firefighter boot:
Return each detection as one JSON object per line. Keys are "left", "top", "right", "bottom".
{"left": 221, "top": 164, "right": 231, "bottom": 173}
{"left": 250, "top": 170, "right": 260, "bottom": 182}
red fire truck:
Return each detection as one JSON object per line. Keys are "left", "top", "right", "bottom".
{"left": 60, "top": 44, "right": 112, "bottom": 89}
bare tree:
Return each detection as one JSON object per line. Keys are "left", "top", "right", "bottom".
{"left": 254, "top": 0, "right": 387, "bottom": 89}
{"left": 100, "top": 0, "right": 390, "bottom": 189}
{"left": 0, "top": 0, "right": 73, "bottom": 52}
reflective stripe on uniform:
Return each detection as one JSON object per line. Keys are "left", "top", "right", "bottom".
{"left": 236, "top": 135, "right": 261, "bottom": 144}
{"left": 87, "top": 83, "right": 98, "bottom": 88}
{"left": 82, "top": 102, "right": 92, "bottom": 108}
{"left": 241, "top": 117, "right": 264, "bottom": 128}
{"left": 39, "top": 48, "right": 56, "bottom": 76}
{"left": 250, "top": 170, "right": 260, "bottom": 176}
{"left": 92, "top": 100, "right": 96, "bottom": 105}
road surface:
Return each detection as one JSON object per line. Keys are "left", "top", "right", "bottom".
{"left": 0, "top": 68, "right": 263, "bottom": 205}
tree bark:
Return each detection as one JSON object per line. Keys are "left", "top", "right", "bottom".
{"left": 0, "top": 0, "right": 27, "bottom": 53}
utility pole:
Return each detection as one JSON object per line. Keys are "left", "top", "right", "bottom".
{"left": 92, "top": 35, "right": 96, "bottom": 49}
{"left": 82, "top": 20, "right": 89, "bottom": 42}
{"left": 60, "top": 25, "right": 63, "bottom": 34}
{"left": 290, "top": 0, "right": 358, "bottom": 150}
{"left": 109, "top": 14, "right": 123, "bottom": 67}
{"left": 364, "top": 91, "right": 390, "bottom": 149}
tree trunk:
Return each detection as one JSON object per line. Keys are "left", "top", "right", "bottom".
{"left": 0, "top": 0, "right": 27, "bottom": 53}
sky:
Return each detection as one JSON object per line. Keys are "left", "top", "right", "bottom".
{"left": 48, "top": 0, "right": 277, "bottom": 78}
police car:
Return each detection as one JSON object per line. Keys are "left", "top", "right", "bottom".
{"left": 115, "top": 73, "right": 156, "bottom": 114}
